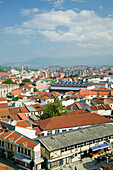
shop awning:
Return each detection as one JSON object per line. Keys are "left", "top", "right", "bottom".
{"left": 91, "top": 143, "right": 109, "bottom": 151}
{"left": 13, "top": 153, "right": 31, "bottom": 163}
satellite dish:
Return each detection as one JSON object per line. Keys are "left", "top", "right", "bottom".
{"left": 12, "top": 120, "right": 17, "bottom": 126}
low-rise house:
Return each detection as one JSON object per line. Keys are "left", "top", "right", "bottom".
{"left": 0, "top": 84, "right": 19, "bottom": 98}
{"left": 79, "top": 89, "right": 97, "bottom": 105}
{"left": 104, "top": 99, "right": 113, "bottom": 110}
{"left": 35, "top": 79, "right": 49, "bottom": 90}
{"left": 91, "top": 98, "right": 104, "bottom": 106}
{"left": 39, "top": 96, "right": 54, "bottom": 104}
{"left": 36, "top": 113, "right": 113, "bottom": 136}
{"left": 14, "top": 98, "right": 36, "bottom": 107}
{"left": 90, "top": 104, "right": 112, "bottom": 116}
{"left": 36, "top": 124, "right": 113, "bottom": 169}
{"left": 0, "top": 123, "right": 43, "bottom": 169}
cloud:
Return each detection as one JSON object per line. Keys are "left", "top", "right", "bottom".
{"left": 21, "top": 8, "right": 39, "bottom": 16}
{"left": 53, "top": 0, "right": 64, "bottom": 8}
{"left": 18, "top": 39, "right": 31, "bottom": 46}
{"left": 41, "top": 0, "right": 64, "bottom": 9}
{"left": 98, "top": 6, "right": 103, "bottom": 10}
{"left": 72, "top": 0, "right": 85, "bottom": 2}
{"left": 5, "top": 26, "right": 36, "bottom": 37}
{"left": 4, "top": 9, "right": 113, "bottom": 51}
{"left": 108, "top": 11, "right": 113, "bottom": 17}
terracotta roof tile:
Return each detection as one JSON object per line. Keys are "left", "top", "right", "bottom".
{"left": 19, "top": 106, "right": 29, "bottom": 113}
{"left": 37, "top": 113, "right": 113, "bottom": 131}
{"left": 15, "top": 120, "right": 31, "bottom": 128}
{"left": 0, "top": 103, "right": 8, "bottom": 108}
{"left": 9, "top": 107, "right": 21, "bottom": 115}
{"left": 0, "top": 108, "right": 11, "bottom": 117}
{"left": 9, "top": 115, "right": 20, "bottom": 121}
{"left": 0, "top": 97, "right": 7, "bottom": 101}
{"left": 105, "top": 99, "right": 113, "bottom": 104}
{"left": 0, "top": 129, "right": 12, "bottom": 139}
{"left": 16, "top": 136, "right": 37, "bottom": 148}
{"left": 0, "top": 163, "right": 14, "bottom": 170}
{"left": 17, "top": 113, "right": 30, "bottom": 121}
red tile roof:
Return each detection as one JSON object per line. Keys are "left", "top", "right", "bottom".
{"left": 15, "top": 120, "right": 31, "bottom": 128}
{"left": 0, "top": 163, "right": 14, "bottom": 170}
{"left": 16, "top": 136, "right": 37, "bottom": 148}
{"left": 0, "top": 97, "right": 7, "bottom": 101}
{"left": 17, "top": 113, "right": 30, "bottom": 121}
{"left": 37, "top": 113, "right": 113, "bottom": 131}
{"left": 0, "top": 103, "right": 8, "bottom": 108}
{"left": 105, "top": 99, "right": 113, "bottom": 104}
{"left": 0, "top": 129, "right": 12, "bottom": 139}
{"left": 0, "top": 108, "right": 11, "bottom": 117}
{"left": 9, "top": 107, "right": 21, "bottom": 115}
{"left": 19, "top": 106, "right": 29, "bottom": 113}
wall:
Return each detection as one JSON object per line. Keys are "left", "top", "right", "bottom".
{"left": 15, "top": 126, "right": 37, "bottom": 139}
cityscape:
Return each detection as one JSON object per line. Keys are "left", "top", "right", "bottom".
{"left": 1, "top": 0, "right": 113, "bottom": 170}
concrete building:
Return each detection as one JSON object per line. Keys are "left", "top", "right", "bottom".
{"left": 36, "top": 124, "right": 113, "bottom": 169}
{"left": 0, "top": 121, "right": 43, "bottom": 170}
{"left": 0, "top": 84, "right": 19, "bottom": 98}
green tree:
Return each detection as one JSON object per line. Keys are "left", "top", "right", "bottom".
{"left": 41, "top": 101, "right": 67, "bottom": 119}
{"left": 33, "top": 87, "right": 38, "bottom": 92}
{"left": 22, "top": 78, "right": 31, "bottom": 82}
{"left": 2, "top": 78, "right": 14, "bottom": 84}
{"left": 63, "top": 75, "right": 67, "bottom": 78}
{"left": 54, "top": 97, "right": 59, "bottom": 102}
{"left": 109, "top": 72, "right": 113, "bottom": 75}
{"left": 12, "top": 96, "right": 20, "bottom": 101}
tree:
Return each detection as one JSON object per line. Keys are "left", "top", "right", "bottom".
{"left": 22, "top": 78, "right": 31, "bottom": 82}
{"left": 33, "top": 87, "right": 38, "bottom": 92}
{"left": 108, "top": 72, "right": 113, "bottom": 75}
{"left": 63, "top": 75, "right": 67, "bottom": 78}
{"left": 2, "top": 78, "right": 14, "bottom": 84}
{"left": 41, "top": 101, "right": 67, "bottom": 119}
{"left": 12, "top": 96, "right": 20, "bottom": 101}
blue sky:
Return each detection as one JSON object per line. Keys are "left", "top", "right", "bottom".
{"left": 0, "top": 0, "right": 113, "bottom": 66}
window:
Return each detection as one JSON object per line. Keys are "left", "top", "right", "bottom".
{"left": 77, "top": 145, "right": 81, "bottom": 148}
{"left": 2, "top": 141, "right": 4, "bottom": 147}
{"left": 48, "top": 131, "right": 52, "bottom": 135}
{"left": 21, "top": 147, "right": 23, "bottom": 153}
{"left": 8, "top": 143, "right": 10, "bottom": 149}
{"left": 75, "top": 145, "right": 77, "bottom": 149}
{"left": 61, "top": 148, "right": 65, "bottom": 153}
{"left": 95, "top": 139, "right": 100, "bottom": 143}
{"left": 89, "top": 141, "right": 93, "bottom": 145}
{"left": 18, "top": 147, "right": 20, "bottom": 153}
{"left": 45, "top": 149, "right": 49, "bottom": 156}
{"left": 62, "top": 129, "right": 66, "bottom": 132}
{"left": 55, "top": 130, "right": 59, "bottom": 134}
{"left": 11, "top": 144, "right": 13, "bottom": 150}
{"left": 75, "top": 153, "right": 77, "bottom": 157}
{"left": 28, "top": 150, "right": 30, "bottom": 156}
{"left": 25, "top": 149, "right": 27, "bottom": 155}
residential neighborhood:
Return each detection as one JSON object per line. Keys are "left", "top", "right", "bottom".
{"left": 0, "top": 65, "right": 113, "bottom": 169}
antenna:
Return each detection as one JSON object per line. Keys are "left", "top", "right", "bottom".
{"left": 12, "top": 120, "right": 17, "bottom": 126}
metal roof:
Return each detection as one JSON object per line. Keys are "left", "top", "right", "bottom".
{"left": 26, "top": 106, "right": 37, "bottom": 112}
{"left": 29, "top": 115, "right": 40, "bottom": 121}
{"left": 37, "top": 124, "right": 113, "bottom": 152}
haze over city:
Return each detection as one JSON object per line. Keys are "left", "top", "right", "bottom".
{"left": 0, "top": 0, "right": 113, "bottom": 67}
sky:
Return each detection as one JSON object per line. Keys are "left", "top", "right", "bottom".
{"left": 0, "top": 0, "right": 113, "bottom": 67}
